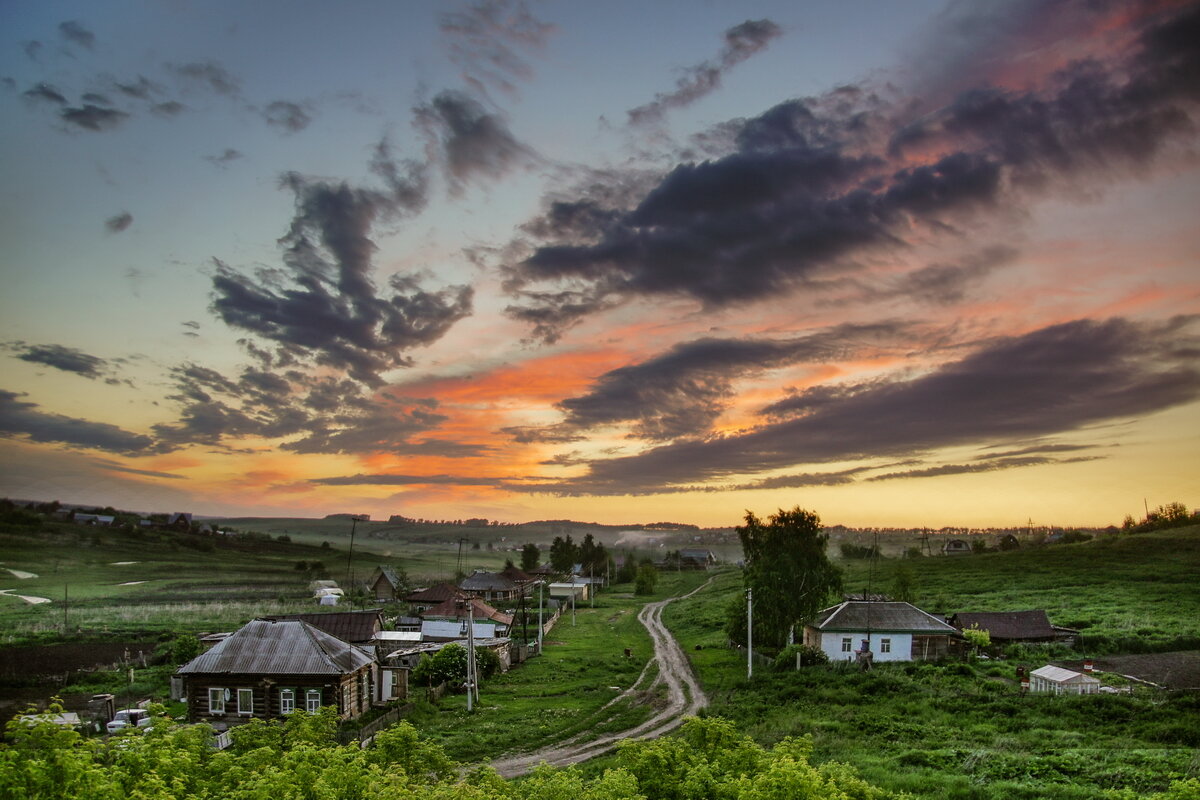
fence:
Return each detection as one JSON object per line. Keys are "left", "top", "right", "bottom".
{"left": 338, "top": 702, "right": 415, "bottom": 746}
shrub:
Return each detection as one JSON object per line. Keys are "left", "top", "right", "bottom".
{"left": 773, "top": 644, "right": 829, "bottom": 670}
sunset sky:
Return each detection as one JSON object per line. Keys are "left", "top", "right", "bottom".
{"left": 1, "top": 0, "right": 1197, "bottom": 529}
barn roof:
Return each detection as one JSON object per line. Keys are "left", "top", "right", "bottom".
{"left": 372, "top": 566, "right": 403, "bottom": 589}
{"left": 499, "top": 564, "right": 533, "bottom": 584}
{"left": 177, "top": 619, "right": 373, "bottom": 675}
{"left": 949, "top": 610, "right": 1055, "bottom": 640}
{"left": 811, "top": 601, "right": 956, "bottom": 634}
{"left": 263, "top": 609, "right": 383, "bottom": 643}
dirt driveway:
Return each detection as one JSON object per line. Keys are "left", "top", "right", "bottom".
{"left": 489, "top": 578, "right": 712, "bottom": 777}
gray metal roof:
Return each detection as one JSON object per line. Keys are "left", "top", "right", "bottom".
{"left": 177, "top": 619, "right": 374, "bottom": 675}
{"left": 811, "top": 601, "right": 956, "bottom": 634}
{"left": 460, "top": 570, "right": 517, "bottom": 592}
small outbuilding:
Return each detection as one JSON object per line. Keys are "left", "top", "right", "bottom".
{"left": 367, "top": 566, "right": 405, "bottom": 601}
{"left": 941, "top": 539, "right": 972, "bottom": 556}
{"left": 1030, "top": 665, "right": 1101, "bottom": 695}
{"left": 459, "top": 570, "right": 520, "bottom": 602}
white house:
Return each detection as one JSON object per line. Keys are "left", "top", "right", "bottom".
{"left": 803, "top": 600, "right": 958, "bottom": 662}
{"left": 1030, "top": 665, "right": 1101, "bottom": 695}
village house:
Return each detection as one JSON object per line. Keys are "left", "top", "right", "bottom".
{"left": 803, "top": 600, "right": 959, "bottom": 662}
{"left": 679, "top": 548, "right": 717, "bottom": 569}
{"left": 498, "top": 563, "right": 536, "bottom": 593}
{"left": 367, "top": 566, "right": 404, "bottom": 602}
{"left": 1030, "top": 664, "right": 1101, "bottom": 695}
{"left": 420, "top": 596, "right": 512, "bottom": 640}
{"left": 404, "top": 582, "right": 468, "bottom": 612}
{"left": 459, "top": 569, "right": 520, "bottom": 603}
{"left": 176, "top": 618, "right": 376, "bottom": 728}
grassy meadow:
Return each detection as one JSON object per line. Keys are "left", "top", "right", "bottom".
{"left": 662, "top": 527, "right": 1200, "bottom": 799}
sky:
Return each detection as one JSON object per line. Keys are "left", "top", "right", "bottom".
{"left": 1, "top": 0, "right": 1198, "bottom": 529}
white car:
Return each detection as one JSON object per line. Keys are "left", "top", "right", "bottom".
{"left": 106, "top": 708, "right": 151, "bottom": 734}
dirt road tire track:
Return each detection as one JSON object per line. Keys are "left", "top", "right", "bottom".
{"left": 489, "top": 578, "right": 713, "bottom": 777}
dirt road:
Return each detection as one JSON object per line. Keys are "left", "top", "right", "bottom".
{"left": 489, "top": 578, "right": 712, "bottom": 778}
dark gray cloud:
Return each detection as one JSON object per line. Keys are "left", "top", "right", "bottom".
{"left": 105, "top": 211, "right": 133, "bottom": 233}
{"left": 210, "top": 141, "right": 474, "bottom": 386}
{"left": 263, "top": 100, "right": 312, "bottom": 132}
{"left": 205, "top": 148, "right": 243, "bottom": 167}
{"left": 60, "top": 103, "right": 129, "bottom": 131}
{"left": 114, "top": 76, "right": 158, "bottom": 99}
{"left": 168, "top": 61, "right": 241, "bottom": 96}
{"left": 23, "top": 41, "right": 43, "bottom": 61}
{"left": 866, "top": 454, "right": 1103, "bottom": 482}
{"left": 91, "top": 458, "right": 187, "bottom": 480}
{"left": 151, "top": 100, "right": 185, "bottom": 117}
{"left": 532, "top": 321, "right": 916, "bottom": 443}
{"left": 525, "top": 316, "right": 1200, "bottom": 495}
{"left": 58, "top": 21, "right": 95, "bottom": 50}
{"left": 414, "top": 90, "right": 537, "bottom": 194}
{"left": 150, "top": 361, "right": 488, "bottom": 457}
{"left": 23, "top": 82, "right": 67, "bottom": 104}
{"left": 438, "top": 0, "right": 556, "bottom": 99}
{"left": 311, "top": 473, "right": 499, "bottom": 486}
{"left": 0, "top": 390, "right": 155, "bottom": 455}
{"left": 9, "top": 343, "right": 108, "bottom": 379}
{"left": 505, "top": 3, "right": 1200, "bottom": 342}
{"left": 628, "top": 19, "right": 783, "bottom": 126}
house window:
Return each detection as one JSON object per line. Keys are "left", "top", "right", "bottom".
{"left": 237, "top": 688, "right": 254, "bottom": 715}
{"left": 841, "top": 637, "right": 852, "bottom": 652}
{"left": 208, "top": 688, "right": 225, "bottom": 714}
{"left": 880, "top": 638, "right": 891, "bottom": 654}
{"left": 279, "top": 688, "right": 295, "bottom": 715}
{"left": 305, "top": 689, "right": 321, "bottom": 713}
{"left": 342, "top": 685, "right": 351, "bottom": 711}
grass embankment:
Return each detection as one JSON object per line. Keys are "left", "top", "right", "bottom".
{"left": 841, "top": 527, "right": 1200, "bottom": 652}
{"left": 412, "top": 571, "right": 711, "bottom": 764}
{"left": 662, "top": 530, "right": 1200, "bottom": 799}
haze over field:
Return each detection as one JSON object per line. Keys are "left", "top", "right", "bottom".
{"left": 1, "top": 1, "right": 1198, "bottom": 527}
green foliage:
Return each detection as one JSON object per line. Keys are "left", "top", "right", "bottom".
{"left": 889, "top": 564, "right": 918, "bottom": 604}
{"left": 773, "top": 644, "right": 829, "bottom": 670}
{"left": 167, "top": 634, "right": 201, "bottom": 665}
{"left": 961, "top": 625, "right": 991, "bottom": 652}
{"left": 414, "top": 643, "right": 470, "bottom": 688}
{"left": 521, "top": 543, "right": 541, "bottom": 572}
{"left": 840, "top": 543, "right": 881, "bottom": 559}
{"left": 736, "top": 507, "right": 842, "bottom": 648}
{"left": 635, "top": 564, "right": 658, "bottom": 596}
{"left": 550, "top": 535, "right": 578, "bottom": 573}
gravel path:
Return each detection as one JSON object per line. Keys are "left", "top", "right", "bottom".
{"left": 489, "top": 578, "right": 713, "bottom": 778}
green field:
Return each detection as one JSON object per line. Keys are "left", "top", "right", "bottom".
{"left": 661, "top": 528, "right": 1200, "bottom": 799}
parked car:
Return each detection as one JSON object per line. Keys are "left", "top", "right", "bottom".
{"left": 106, "top": 708, "right": 151, "bottom": 734}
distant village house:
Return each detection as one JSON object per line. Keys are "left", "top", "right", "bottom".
{"left": 803, "top": 601, "right": 959, "bottom": 662}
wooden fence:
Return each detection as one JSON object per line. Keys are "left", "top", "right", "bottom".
{"left": 337, "top": 702, "right": 415, "bottom": 746}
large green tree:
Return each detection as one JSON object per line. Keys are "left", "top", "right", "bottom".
{"left": 520, "top": 542, "right": 541, "bottom": 572}
{"left": 735, "top": 507, "right": 842, "bottom": 648}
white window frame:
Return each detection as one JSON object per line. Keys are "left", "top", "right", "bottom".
{"left": 208, "top": 687, "right": 225, "bottom": 714}
{"left": 841, "top": 637, "right": 852, "bottom": 653}
{"left": 279, "top": 688, "right": 295, "bottom": 715}
{"left": 237, "top": 688, "right": 254, "bottom": 715}
{"left": 305, "top": 689, "right": 321, "bottom": 713}
{"left": 880, "top": 638, "right": 891, "bottom": 653}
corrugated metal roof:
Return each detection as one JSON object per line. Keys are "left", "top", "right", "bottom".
{"left": 265, "top": 610, "right": 383, "bottom": 643}
{"left": 813, "top": 601, "right": 956, "bottom": 633}
{"left": 177, "top": 619, "right": 374, "bottom": 675}
{"left": 422, "top": 597, "right": 512, "bottom": 625}
{"left": 950, "top": 610, "right": 1055, "bottom": 640}
{"left": 460, "top": 570, "right": 517, "bottom": 592}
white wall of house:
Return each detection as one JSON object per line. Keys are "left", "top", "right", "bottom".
{"left": 818, "top": 631, "right": 914, "bottom": 662}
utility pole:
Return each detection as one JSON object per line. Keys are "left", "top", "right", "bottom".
{"left": 345, "top": 515, "right": 362, "bottom": 589}
{"left": 746, "top": 588, "right": 753, "bottom": 680}
{"left": 63, "top": 584, "right": 68, "bottom": 632}
{"left": 466, "top": 602, "right": 476, "bottom": 712}
{"left": 537, "top": 581, "right": 543, "bottom": 652}
{"left": 571, "top": 592, "right": 576, "bottom": 626}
